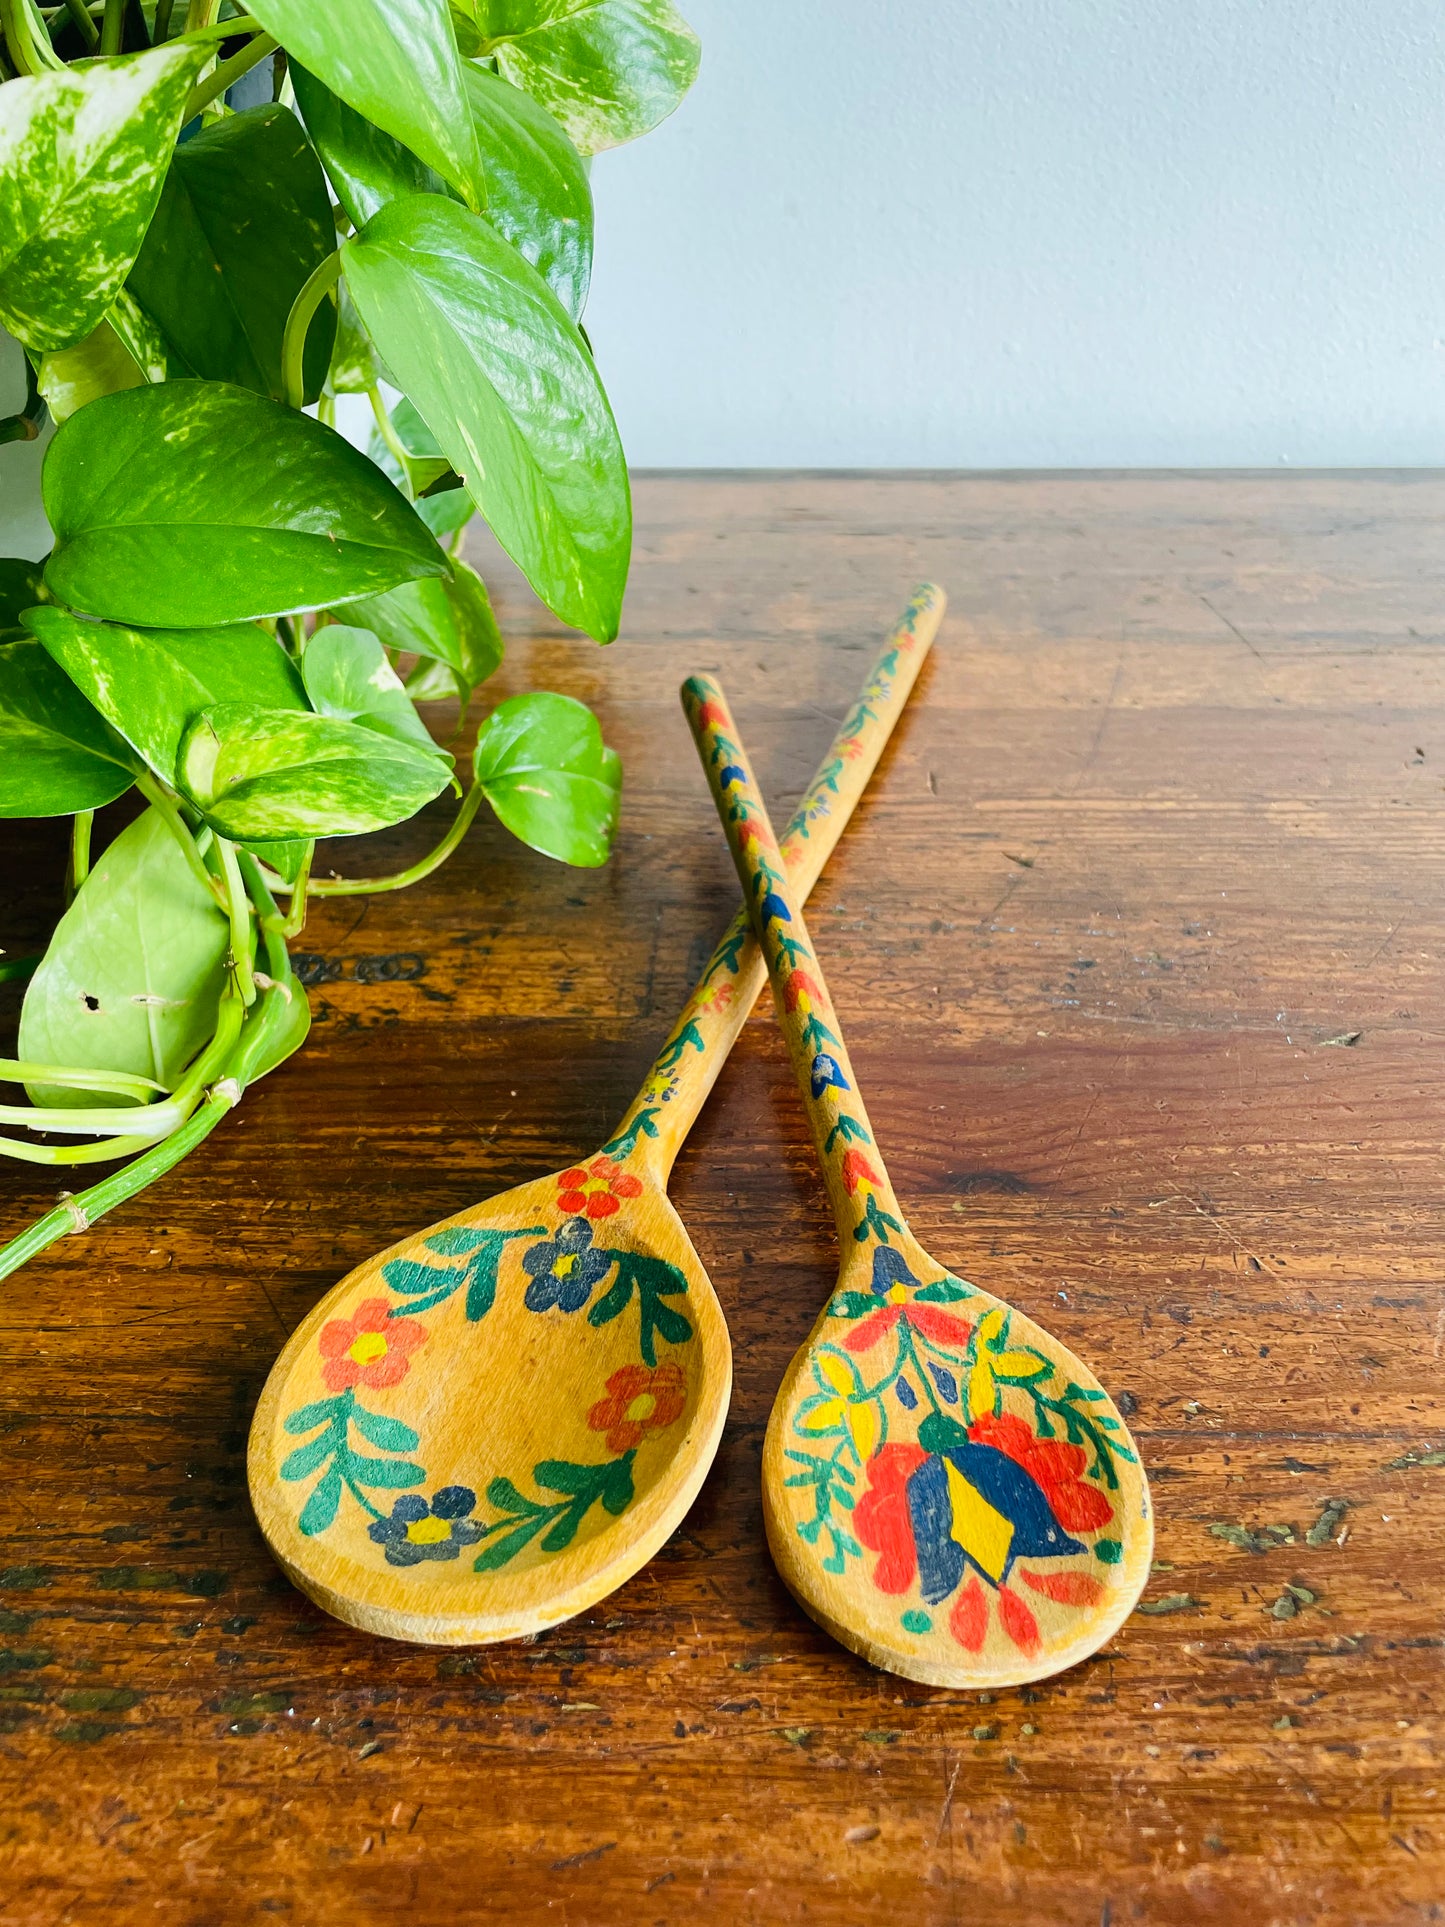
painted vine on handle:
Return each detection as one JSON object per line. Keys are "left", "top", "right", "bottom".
{"left": 599, "top": 588, "right": 934, "bottom": 1170}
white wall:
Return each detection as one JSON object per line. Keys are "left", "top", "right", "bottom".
{"left": 583, "top": 0, "right": 1445, "bottom": 467}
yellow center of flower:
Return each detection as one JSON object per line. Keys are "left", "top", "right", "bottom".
{"left": 349, "top": 1331, "right": 388, "bottom": 1365}
{"left": 584, "top": 1179, "right": 611, "bottom": 1196}
{"left": 553, "top": 1252, "right": 578, "bottom": 1278}
{"left": 886, "top": 1284, "right": 909, "bottom": 1304}
{"left": 405, "top": 1516, "right": 452, "bottom": 1545}
{"left": 624, "top": 1393, "right": 657, "bottom": 1425}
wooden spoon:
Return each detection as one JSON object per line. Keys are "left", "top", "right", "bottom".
{"left": 683, "top": 676, "right": 1153, "bottom": 1687}
{"left": 247, "top": 587, "right": 946, "bottom": 1643}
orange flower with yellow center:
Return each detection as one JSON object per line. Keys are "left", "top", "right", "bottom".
{"left": 586, "top": 1363, "right": 687, "bottom": 1454}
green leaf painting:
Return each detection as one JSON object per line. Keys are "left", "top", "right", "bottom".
{"left": 343, "top": 194, "right": 630, "bottom": 639}
{"left": 472, "top": 1452, "right": 636, "bottom": 1569}
{"left": 42, "top": 382, "right": 448, "bottom": 626}
{"left": 0, "top": 40, "right": 210, "bottom": 352}
{"left": 244, "top": 0, "right": 487, "bottom": 211}
{"left": 462, "top": 0, "right": 701, "bottom": 154}
{"left": 473, "top": 690, "right": 620, "bottom": 866}
{"left": 128, "top": 104, "right": 337, "bottom": 403}
{"left": 18, "top": 806, "right": 230, "bottom": 1107}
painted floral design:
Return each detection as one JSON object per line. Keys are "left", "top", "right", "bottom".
{"left": 279, "top": 595, "right": 940, "bottom": 1576}
{"left": 369, "top": 1487, "right": 485, "bottom": 1566}
{"left": 685, "top": 641, "right": 1137, "bottom": 1660}
{"left": 587, "top": 1363, "right": 687, "bottom": 1453}
{"left": 970, "top": 1412, "right": 1115, "bottom": 1533}
{"left": 283, "top": 1184, "right": 694, "bottom": 1561}
{"left": 318, "top": 1298, "right": 427, "bottom": 1393}
{"left": 522, "top": 1218, "right": 613, "bottom": 1313}
{"left": 851, "top": 1415, "right": 1109, "bottom": 1658}
{"left": 557, "top": 1153, "right": 643, "bottom": 1220}
{"left": 842, "top": 1248, "right": 974, "bottom": 1355}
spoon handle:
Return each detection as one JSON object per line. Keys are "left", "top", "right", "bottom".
{"left": 606, "top": 585, "right": 944, "bottom": 1179}
{"left": 682, "top": 675, "right": 909, "bottom": 1256}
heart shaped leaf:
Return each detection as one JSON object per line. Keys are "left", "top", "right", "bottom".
{"left": 462, "top": 0, "right": 700, "bottom": 154}
{"left": 24, "top": 604, "right": 307, "bottom": 787}
{"left": 18, "top": 805, "right": 230, "bottom": 1106}
{"left": 0, "top": 635, "right": 138, "bottom": 817}
{"left": 300, "top": 624, "right": 439, "bottom": 752}
{"left": 178, "top": 702, "right": 453, "bottom": 839}
{"left": 0, "top": 40, "right": 210, "bottom": 352}
{"left": 42, "top": 380, "right": 448, "bottom": 626}
{"left": 343, "top": 194, "right": 629, "bottom": 640}
{"left": 472, "top": 690, "right": 619, "bottom": 865}
{"left": 245, "top": 0, "right": 486, "bottom": 211}
{"left": 346, "top": 559, "right": 503, "bottom": 693}
{"left": 464, "top": 65, "right": 592, "bottom": 320}
{"left": 127, "top": 104, "right": 336, "bottom": 403}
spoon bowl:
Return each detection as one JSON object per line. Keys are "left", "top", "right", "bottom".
{"left": 685, "top": 674, "right": 1152, "bottom": 1688}
{"left": 248, "top": 587, "right": 946, "bottom": 1642}
{"left": 248, "top": 1169, "right": 729, "bottom": 1643}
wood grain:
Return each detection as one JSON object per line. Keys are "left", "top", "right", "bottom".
{"left": 1, "top": 472, "right": 1443, "bottom": 1924}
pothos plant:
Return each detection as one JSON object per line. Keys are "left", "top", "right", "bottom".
{"left": 0, "top": 0, "right": 699, "bottom": 1276}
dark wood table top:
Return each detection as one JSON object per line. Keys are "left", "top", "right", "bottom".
{"left": 2, "top": 472, "right": 1442, "bottom": 1925}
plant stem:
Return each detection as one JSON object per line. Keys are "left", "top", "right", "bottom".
{"left": 136, "top": 773, "right": 228, "bottom": 909}
{"left": 98, "top": 0, "right": 121, "bottom": 51}
{"left": 61, "top": 0, "right": 97, "bottom": 45}
{"left": 182, "top": 27, "right": 275, "bottom": 118}
{"left": 367, "top": 386, "right": 414, "bottom": 499}
{"left": 281, "top": 251, "right": 342, "bottom": 411}
{"left": 272, "top": 782, "right": 487, "bottom": 898}
{"left": 0, "top": 955, "right": 41, "bottom": 986}
{"left": 151, "top": 0, "right": 173, "bottom": 40}
{"left": 0, "top": 1086, "right": 239, "bottom": 1279}
{"left": 281, "top": 846, "right": 313, "bottom": 936}
{"left": 0, "top": 1060, "right": 167, "bottom": 1099}
{"left": 179, "top": 11, "right": 257, "bottom": 40}
{"left": 67, "top": 810, "right": 92, "bottom": 901}
{"left": 1, "top": 0, "right": 62, "bottom": 73}
{"left": 183, "top": 0, "right": 215, "bottom": 28}
{"left": 214, "top": 836, "right": 257, "bottom": 1006}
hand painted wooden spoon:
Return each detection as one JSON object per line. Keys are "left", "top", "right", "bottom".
{"left": 248, "top": 587, "right": 946, "bottom": 1644}
{"left": 683, "top": 675, "right": 1152, "bottom": 1688}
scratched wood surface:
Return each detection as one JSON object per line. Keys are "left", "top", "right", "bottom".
{"left": 1, "top": 472, "right": 1443, "bottom": 1925}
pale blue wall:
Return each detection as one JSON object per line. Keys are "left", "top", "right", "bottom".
{"left": 583, "top": 0, "right": 1445, "bottom": 467}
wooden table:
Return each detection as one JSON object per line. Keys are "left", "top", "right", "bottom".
{"left": 2, "top": 474, "right": 1442, "bottom": 1924}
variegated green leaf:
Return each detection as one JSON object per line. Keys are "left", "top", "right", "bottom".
{"left": 244, "top": 0, "right": 486, "bottom": 211}
{"left": 35, "top": 290, "right": 167, "bottom": 423}
{"left": 464, "top": 64, "right": 592, "bottom": 320}
{"left": 461, "top": 0, "right": 699, "bottom": 155}
{"left": 342, "top": 194, "right": 630, "bottom": 640}
{"left": 0, "top": 40, "right": 210, "bottom": 353}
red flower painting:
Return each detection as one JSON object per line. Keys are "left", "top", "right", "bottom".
{"left": 969, "top": 1412, "right": 1115, "bottom": 1532}
{"left": 557, "top": 1153, "right": 644, "bottom": 1221}
{"left": 587, "top": 1363, "right": 687, "bottom": 1453}
{"left": 318, "top": 1297, "right": 426, "bottom": 1393}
